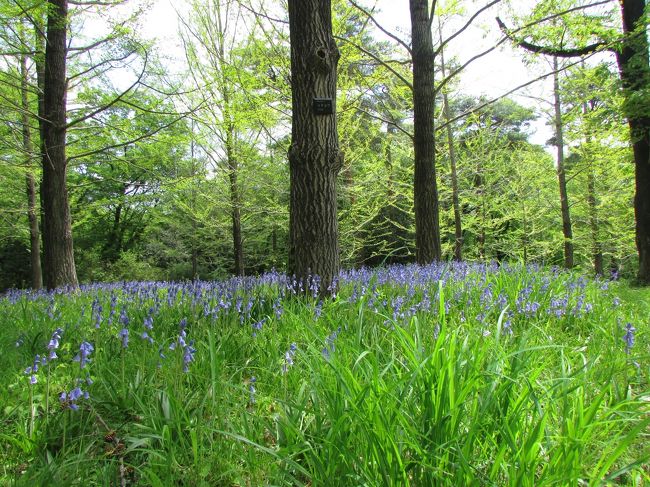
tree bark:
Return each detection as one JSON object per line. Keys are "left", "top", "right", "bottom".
{"left": 225, "top": 129, "right": 244, "bottom": 276}
{"left": 552, "top": 58, "right": 574, "bottom": 269}
{"left": 438, "top": 26, "right": 462, "bottom": 261}
{"left": 586, "top": 162, "right": 604, "bottom": 275}
{"left": 287, "top": 0, "right": 342, "bottom": 295}
{"left": 410, "top": 0, "right": 441, "bottom": 264}
{"left": 617, "top": 0, "right": 650, "bottom": 284}
{"left": 20, "top": 52, "right": 43, "bottom": 290}
{"left": 41, "top": 0, "right": 78, "bottom": 289}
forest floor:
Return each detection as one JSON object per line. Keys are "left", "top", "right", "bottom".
{"left": 1, "top": 262, "right": 648, "bottom": 486}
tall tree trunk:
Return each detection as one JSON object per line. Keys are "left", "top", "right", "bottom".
{"left": 213, "top": 0, "right": 244, "bottom": 278}
{"left": 586, "top": 163, "right": 604, "bottom": 275}
{"left": 438, "top": 25, "right": 462, "bottom": 261}
{"left": 410, "top": 0, "right": 441, "bottom": 264}
{"left": 617, "top": 0, "right": 650, "bottom": 284}
{"left": 552, "top": 58, "right": 574, "bottom": 269}
{"left": 225, "top": 130, "right": 244, "bottom": 276}
{"left": 582, "top": 101, "right": 604, "bottom": 276}
{"left": 20, "top": 52, "right": 43, "bottom": 290}
{"left": 287, "top": 0, "right": 342, "bottom": 295}
{"left": 41, "top": 0, "right": 78, "bottom": 289}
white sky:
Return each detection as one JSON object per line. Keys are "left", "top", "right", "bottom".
{"left": 138, "top": 0, "right": 591, "bottom": 146}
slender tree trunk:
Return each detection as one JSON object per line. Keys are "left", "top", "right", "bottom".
{"left": 617, "top": 0, "right": 650, "bottom": 284}
{"left": 213, "top": 0, "right": 244, "bottom": 278}
{"left": 478, "top": 197, "right": 480, "bottom": 262}
{"left": 586, "top": 163, "right": 604, "bottom": 275}
{"left": 225, "top": 131, "right": 244, "bottom": 276}
{"left": 190, "top": 129, "right": 198, "bottom": 279}
{"left": 410, "top": 0, "right": 441, "bottom": 264}
{"left": 41, "top": 0, "right": 78, "bottom": 289}
{"left": 20, "top": 52, "right": 43, "bottom": 290}
{"left": 521, "top": 199, "right": 529, "bottom": 264}
{"left": 553, "top": 58, "right": 574, "bottom": 269}
{"left": 438, "top": 27, "right": 462, "bottom": 261}
{"left": 287, "top": 0, "right": 342, "bottom": 295}
{"left": 581, "top": 101, "right": 604, "bottom": 276}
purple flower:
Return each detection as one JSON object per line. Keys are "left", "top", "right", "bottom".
{"left": 73, "top": 341, "right": 94, "bottom": 369}
{"left": 322, "top": 327, "right": 341, "bottom": 360}
{"left": 182, "top": 339, "right": 196, "bottom": 373}
{"left": 623, "top": 323, "right": 636, "bottom": 353}
{"left": 119, "top": 328, "right": 129, "bottom": 348}
{"left": 144, "top": 315, "right": 154, "bottom": 331}
{"left": 60, "top": 386, "right": 87, "bottom": 411}
{"left": 282, "top": 343, "right": 297, "bottom": 373}
{"left": 47, "top": 328, "right": 63, "bottom": 353}
{"left": 119, "top": 307, "right": 129, "bottom": 326}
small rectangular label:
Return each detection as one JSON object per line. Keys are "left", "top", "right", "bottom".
{"left": 313, "top": 98, "right": 334, "bottom": 115}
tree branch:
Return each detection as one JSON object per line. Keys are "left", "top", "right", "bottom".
{"left": 65, "top": 46, "right": 147, "bottom": 129}
{"left": 67, "top": 106, "right": 198, "bottom": 162}
{"left": 496, "top": 17, "right": 611, "bottom": 57}
{"left": 435, "top": 0, "right": 503, "bottom": 58}
{"left": 348, "top": 0, "right": 412, "bottom": 54}
{"left": 436, "top": 51, "right": 600, "bottom": 132}
{"left": 334, "top": 35, "right": 413, "bottom": 90}
{"left": 354, "top": 106, "right": 414, "bottom": 140}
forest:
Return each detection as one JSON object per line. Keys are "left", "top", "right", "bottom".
{"left": 0, "top": 0, "right": 647, "bottom": 291}
{"left": 0, "top": 0, "right": 649, "bottom": 485}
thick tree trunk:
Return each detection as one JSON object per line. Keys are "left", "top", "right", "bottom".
{"left": 287, "top": 0, "right": 342, "bottom": 295}
{"left": 410, "top": 0, "right": 441, "bottom": 264}
{"left": 41, "top": 0, "right": 78, "bottom": 289}
{"left": 617, "top": 0, "right": 650, "bottom": 284}
{"left": 20, "top": 53, "right": 43, "bottom": 290}
{"left": 553, "top": 58, "right": 574, "bottom": 269}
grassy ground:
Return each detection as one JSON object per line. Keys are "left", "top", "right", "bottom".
{"left": 0, "top": 262, "right": 648, "bottom": 486}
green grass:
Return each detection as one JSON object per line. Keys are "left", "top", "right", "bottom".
{"left": 0, "top": 263, "right": 648, "bottom": 485}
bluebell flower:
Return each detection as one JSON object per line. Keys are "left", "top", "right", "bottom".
{"left": 322, "top": 327, "right": 341, "bottom": 360}
{"left": 60, "top": 385, "right": 87, "bottom": 410}
{"left": 119, "top": 328, "right": 129, "bottom": 348}
{"left": 248, "top": 376, "right": 256, "bottom": 404}
{"left": 73, "top": 341, "right": 94, "bottom": 369}
{"left": 47, "top": 328, "right": 63, "bottom": 353}
{"left": 282, "top": 343, "right": 297, "bottom": 373}
{"left": 623, "top": 323, "right": 636, "bottom": 353}
{"left": 144, "top": 315, "right": 154, "bottom": 331}
{"left": 119, "top": 307, "right": 129, "bottom": 326}
{"left": 182, "top": 339, "right": 197, "bottom": 373}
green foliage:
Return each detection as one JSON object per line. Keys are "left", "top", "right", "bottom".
{"left": 0, "top": 264, "right": 648, "bottom": 484}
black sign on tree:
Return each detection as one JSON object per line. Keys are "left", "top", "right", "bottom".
{"left": 313, "top": 97, "right": 334, "bottom": 115}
